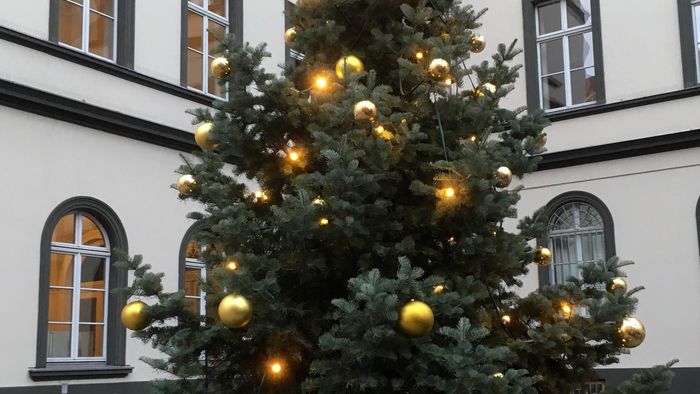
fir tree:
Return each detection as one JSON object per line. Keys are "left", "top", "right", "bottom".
{"left": 117, "top": 0, "right": 675, "bottom": 392}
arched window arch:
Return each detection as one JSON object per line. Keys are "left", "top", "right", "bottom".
{"left": 31, "top": 197, "right": 131, "bottom": 380}
{"left": 539, "top": 192, "right": 616, "bottom": 287}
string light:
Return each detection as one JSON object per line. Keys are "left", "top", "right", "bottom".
{"left": 288, "top": 150, "right": 301, "bottom": 162}
{"left": 314, "top": 75, "right": 329, "bottom": 90}
{"left": 469, "top": 134, "right": 478, "bottom": 143}
{"left": 414, "top": 51, "right": 425, "bottom": 61}
{"left": 441, "top": 187, "right": 456, "bottom": 199}
{"left": 254, "top": 191, "right": 269, "bottom": 202}
{"left": 433, "top": 285, "right": 445, "bottom": 294}
{"left": 225, "top": 260, "right": 239, "bottom": 271}
{"left": 313, "top": 197, "right": 325, "bottom": 205}
{"left": 561, "top": 302, "right": 573, "bottom": 319}
{"left": 374, "top": 125, "right": 393, "bottom": 140}
{"left": 442, "top": 76, "right": 453, "bottom": 86}
{"left": 268, "top": 360, "right": 284, "bottom": 375}
{"left": 447, "top": 236, "right": 456, "bottom": 245}
{"left": 319, "top": 218, "right": 329, "bottom": 226}
{"left": 501, "top": 315, "right": 511, "bottom": 324}
{"left": 493, "top": 372, "right": 504, "bottom": 379}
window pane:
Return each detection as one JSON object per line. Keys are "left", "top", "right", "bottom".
{"left": 538, "top": 2, "right": 562, "bottom": 35}
{"left": 566, "top": 0, "right": 591, "bottom": 28}
{"left": 50, "top": 253, "right": 74, "bottom": 287}
{"left": 189, "top": 0, "right": 204, "bottom": 7}
{"left": 208, "top": 57, "right": 226, "bottom": 97}
{"left": 208, "top": 20, "right": 226, "bottom": 56}
{"left": 571, "top": 67, "right": 596, "bottom": 105}
{"left": 90, "top": 0, "right": 114, "bottom": 17}
{"left": 209, "top": 0, "right": 226, "bottom": 17}
{"left": 188, "top": 11, "right": 204, "bottom": 51}
{"left": 542, "top": 73, "right": 566, "bottom": 110}
{"left": 52, "top": 214, "right": 75, "bottom": 244}
{"left": 186, "top": 297, "right": 201, "bottom": 315}
{"left": 81, "top": 256, "right": 106, "bottom": 289}
{"left": 81, "top": 215, "right": 106, "bottom": 247}
{"left": 187, "top": 50, "right": 204, "bottom": 90}
{"left": 58, "top": 0, "right": 83, "bottom": 49}
{"left": 47, "top": 324, "right": 71, "bottom": 358}
{"left": 79, "top": 290, "right": 105, "bottom": 322}
{"left": 88, "top": 11, "right": 114, "bottom": 59}
{"left": 185, "top": 268, "right": 201, "bottom": 296}
{"left": 48, "top": 288, "right": 73, "bottom": 322}
{"left": 539, "top": 39, "right": 564, "bottom": 75}
{"left": 569, "top": 32, "right": 595, "bottom": 69}
{"left": 78, "top": 324, "right": 103, "bottom": 357}
{"left": 186, "top": 240, "right": 202, "bottom": 259}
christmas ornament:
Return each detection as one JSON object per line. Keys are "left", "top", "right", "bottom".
{"left": 399, "top": 300, "right": 434, "bottom": 336}
{"left": 534, "top": 247, "right": 553, "bottom": 266}
{"left": 335, "top": 55, "right": 365, "bottom": 79}
{"left": 218, "top": 294, "right": 253, "bottom": 328}
{"left": 538, "top": 133, "right": 548, "bottom": 148}
{"left": 195, "top": 122, "right": 219, "bottom": 151}
{"left": 210, "top": 57, "right": 230, "bottom": 79}
{"left": 608, "top": 277, "right": 627, "bottom": 292}
{"left": 428, "top": 58, "right": 450, "bottom": 79}
{"left": 284, "top": 27, "right": 297, "bottom": 44}
{"left": 353, "top": 100, "right": 377, "bottom": 121}
{"left": 470, "top": 34, "right": 486, "bottom": 53}
{"left": 177, "top": 175, "right": 197, "bottom": 195}
{"left": 619, "top": 317, "right": 646, "bottom": 348}
{"left": 121, "top": 301, "right": 149, "bottom": 331}
{"left": 495, "top": 166, "right": 512, "bottom": 188}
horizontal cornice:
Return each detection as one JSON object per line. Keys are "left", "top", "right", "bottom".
{"left": 0, "top": 25, "right": 213, "bottom": 106}
{"left": 0, "top": 79, "right": 197, "bottom": 152}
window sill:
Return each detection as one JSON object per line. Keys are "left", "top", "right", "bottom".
{"left": 28, "top": 363, "right": 133, "bottom": 381}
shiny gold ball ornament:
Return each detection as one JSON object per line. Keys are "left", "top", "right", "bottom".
{"left": 194, "top": 122, "right": 219, "bottom": 151}
{"left": 121, "top": 301, "right": 150, "bottom": 331}
{"left": 428, "top": 58, "right": 450, "bottom": 79}
{"left": 177, "top": 174, "right": 197, "bottom": 195}
{"left": 495, "top": 166, "right": 513, "bottom": 188}
{"left": 335, "top": 55, "right": 365, "bottom": 80}
{"left": 619, "top": 317, "right": 646, "bottom": 348}
{"left": 353, "top": 100, "right": 377, "bottom": 121}
{"left": 210, "top": 57, "right": 231, "bottom": 79}
{"left": 534, "top": 247, "right": 553, "bottom": 267}
{"left": 398, "top": 300, "right": 434, "bottom": 337}
{"left": 470, "top": 34, "right": 486, "bottom": 53}
{"left": 608, "top": 277, "right": 628, "bottom": 293}
{"left": 537, "top": 133, "right": 548, "bottom": 148}
{"left": 284, "top": 27, "right": 297, "bottom": 44}
{"left": 218, "top": 294, "right": 253, "bottom": 328}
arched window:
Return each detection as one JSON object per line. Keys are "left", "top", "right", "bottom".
{"left": 179, "top": 222, "right": 209, "bottom": 318}
{"left": 31, "top": 197, "right": 131, "bottom": 381}
{"left": 539, "top": 192, "right": 616, "bottom": 287}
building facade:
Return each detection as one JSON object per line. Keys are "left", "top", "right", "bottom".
{"left": 1, "top": 0, "right": 699, "bottom": 392}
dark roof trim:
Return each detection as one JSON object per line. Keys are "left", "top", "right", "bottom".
{"left": 0, "top": 25, "right": 214, "bottom": 106}
{"left": 537, "top": 128, "right": 700, "bottom": 170}
{"left": 546, "top": 85, "right": 700, "bottom": 122}
{"left": 0, "top": 79, "right": 198, "bottom": 152}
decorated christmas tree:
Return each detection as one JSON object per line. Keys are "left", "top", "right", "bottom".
{"left": 117, "top": 0, "right": 675, "bottom": 392}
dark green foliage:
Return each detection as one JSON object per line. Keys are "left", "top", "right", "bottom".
{"left": 118, "top": 0, "right": 673, "bottom": 392}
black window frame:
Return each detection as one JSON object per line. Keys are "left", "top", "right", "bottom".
{"left": 679, "top": 0, "right": 700, "bottom": 87}
{"left": 48, "top": 0, "right": 136, "bottom": 69}
{"left": 29, "top": 197, "right": 131, "bottom": 381}
{"left": 180, "top": 0, "right": 244, "bottom": 90}
{"left": 522, "top": 0, "right": 606, "bottom": 112}
{"left": 178, "top": 221, "right": 209, "bottom": 292}
{"left": 537, "top": 191, "right": 616, "bottom": 287}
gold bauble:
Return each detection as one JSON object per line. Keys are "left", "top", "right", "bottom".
{"left": 608, "top": 277, "right": 628, "bottom": 292}
{"left": 495, "top": 166, "right": 513, "bottom": 188}
{"left": 353, "top": 100, "right": 377, "bottom": 121}
{"left": 537, "top": 133, "right": 548, "bottom": 148}
{"left": 121, "top": 301, "right": 150, "bottom": 331}
{"left": 428, "top": 58, "right": 450, "bottom": 79}
{"left": 470, "top": 34, "right": 486, "bottom": 53}
{"left": 218, "top": 294, "right": 253, "bottom": 328}
{"left": 534, "top": 247, "right": 553, "bottom": 267}
{"left": 335, "top": 55, "right": 365, "bottom": 80}
{"left": 619, "top": 317, "right": 646, "bottom": 348}
{"left": 399, "top": 300, "right": 434, "bottom": 337}
{"left": 210, "top": 57, "right": 231, "bottom": 79}
{"left": 177, "top": 174, "right": 197, "bottom": 195}
{"left": 195, "top": 122, "right": 219, "bottom": 151}
{"left": 284, "top": 27, "right": 298, "bottom": 44}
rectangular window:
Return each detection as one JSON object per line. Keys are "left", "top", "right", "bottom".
{"left": 572, "top": 381, "right": 605, "bottom": 394}
{"left": 535, "top": 0, "right": 597, "bottom": 111}
{"left": 184, "top": 262, "right": 206, "bottom": 317}
{"left": 57, "top": 0, "right": 117, "bottom": 61}
{"left": 693, "top": 1, "right": 700, "bottom": 80}
{"left": 186, "top": 0, "right": 229, "bottom": 98}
